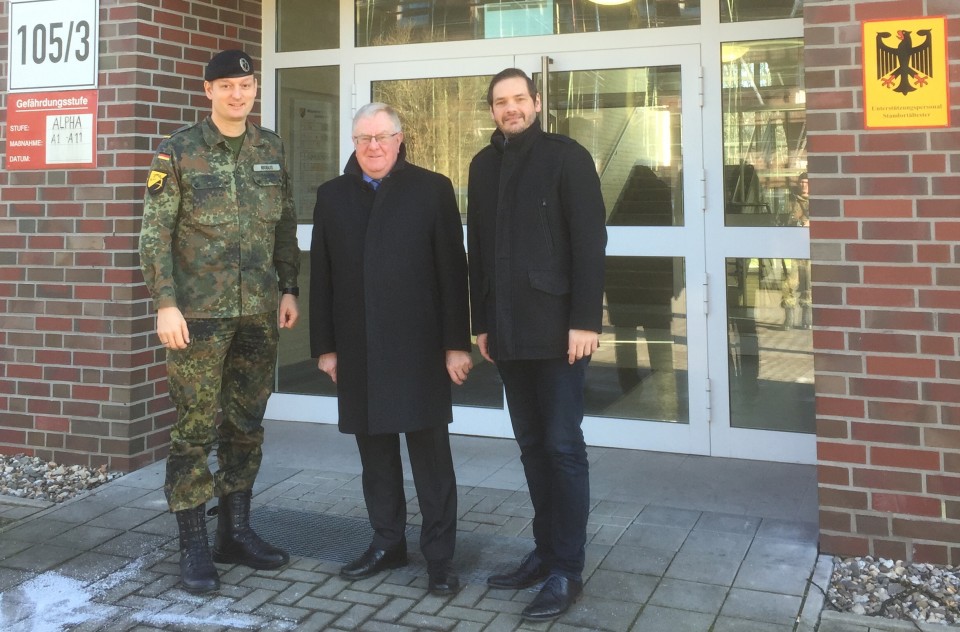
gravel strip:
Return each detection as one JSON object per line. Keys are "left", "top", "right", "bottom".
{"left": 828, "top": 556, "right": 960, "bottom": 626}
{"left": 0, "top": 454, "right": 123, "bottom": 503}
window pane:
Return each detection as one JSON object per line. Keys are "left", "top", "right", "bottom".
{"left": 726, "top": 257, "right": 814, "bottom": 433}
{"left": 539, "top": 67, "right": 684, "bottom": 227}
{"left": 720, "top": 0, "right": 802, "bottom": 23}
{"left": 372, "top": 75, "right": 492, "bottom": 220}
{"left": 356, "top": 1, "right": 700, "bottom": 47}
{"left": 590, "top": 256, "right": 688, "bottom": 423}
{"left": 722, "top": 39, "right": 805, "bottom": 227}
{"left": 278, "top": 0, "right": 339, "bottom": 51}
{"left": 277, "top": 66, "right": 340, "bottom": 223}
{"left": 278, "top": 252, "right": 336, "bottom": 395}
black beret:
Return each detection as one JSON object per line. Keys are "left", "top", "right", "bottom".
{"left": 205, "top": 50, "right": 255, "bottom": 81}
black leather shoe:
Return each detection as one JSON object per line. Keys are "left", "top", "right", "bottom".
{"left": 521, "top": 574, "right": 583, "bottom": 621}
{"left": 487, "top": 550, "right": 548, "bottom": 589}
{"left": 427, "top": 559, "right": 461, "bottom": 596}
{"left": 340, "top": 542, "right": 408, "bottom": 580}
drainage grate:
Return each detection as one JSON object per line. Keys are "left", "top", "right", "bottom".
{"left": 249, "top": 505, "right": 396, "bottom": 564}
{"left": 248, "top": 505, "right": 534, "bottom": 583}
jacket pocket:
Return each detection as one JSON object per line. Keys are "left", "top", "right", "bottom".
{"left": 536, "top": 198, "right": 554, "bottom": 255}
{"left": 189, "top": 174, "right": 233, "bottom": 225}
{"left": 528, "top": 270, "right": 570, "bottom": 296}
{"left": 252, "top": 172, "right": 283, "bottom": 222}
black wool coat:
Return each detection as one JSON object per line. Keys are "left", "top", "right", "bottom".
{"left": 467, "top": 122, "right": 607, "bottom": 361}
{"left": 309, "top": 147, "right": 471, "bottom": 434}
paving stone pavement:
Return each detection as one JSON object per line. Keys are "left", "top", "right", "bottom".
{"left": 0, "top": 420, "right": 907, "bottom": 632}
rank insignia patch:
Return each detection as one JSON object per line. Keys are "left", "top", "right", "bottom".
{"left": 147, "top": 170, "right": 168, "bottom": 194}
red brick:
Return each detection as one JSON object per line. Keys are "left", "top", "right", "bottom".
{"left": 820, "top": 485, "right": 870, "bottom": 510}
{"left": 854, "top": 514, "right": 889, "bottom": 535}
{"left": 813, "top": 329, "right": 846, "bottom": 350}
{"left": 848, "top": 332, "right": 917, "bottom": 354}
{"left": 851, "top": 422, "right": 920, "bottom": 445}
{"left": 928, "top": 475, "right": 960, "bottom": 496}
{"left": 932, "top": 177, "right": 960, "bottom": 196}
{"left": 855, "top": 1, "right": 925, "bottom": 21}
{"left": 35, "top": 416, "right": 69, "bottom": 433}
{"left": 858, "top": 132, "right": 928, "bottom": 153}
{"left": 918, "top": 200, "right": 960, "bottom": 218}
{"left": 819, "top": 441, "right": 867, "bottom": 464}
{"left": 806, "top": 3, "right": 852, "bottom": 23}
{"left": 819, "top": 464, "right": 851, "bottom": 486}
{"left": 872, "top": 493, "right": 942, "bottom": 517}
{"left": 892, "top": 518, "right": 958, "bottom": 543}
{"left": 851, "top": 377, "right": 918, "bottom": 400}
{"left": 861, "top": 222, "right": 931, "bottom": 241}
{"left": 871, "top": 447, "right": 941, "bottom": 470}
{"left": 919, "top": 289, "right": 960, "bottom": 309}
{"left": 865, "top": 310, "right": 934, "bottom": 331}
{"left": 809, "top": 134, "right": 856, "bottom": 153}
{"left": 913, "top": 154, "right": 947, "bottom": 172}
{"left": 817, "top": 396, "right": 866, "bottom": 418}
{"left": 817, "top": 308, "right": 863, "bottom": 328}
{"left": 841, "top": 155, "right": 909, "bottom": 173}
{"left": 843, "top": 198, "right": 913, "bottom": 218}
{"left": 924, "top": 427, "right": 960, "bottom": 449}
{"left": 821, "top": 509, "right": 853, "bottom": 531}
{"left": 846, "top": 244, "right": 915, "bottom": 263}
{"left": 922, "top": 336, "right": 955, "bottom": 356}
{"left": 810, "top": 221, "right": 859, "bottom": 240}
{"left": 860, "top": 177, "right": 929, "bottom": 197}
{"left": 817, "top": 417, "right": 850, "bottom": 438}
{"left": 912, "top": 544, "right": 950, "bottom": 566}
{"left": 924, "top": 382, "right": 960, "bottom": 404}
{"left": 867, "top": 401, "right": 939, "bottom": 424}
{"left": 819, "top": 534, "right": 870, "bottom": 557}
{"left": 865, "top": 356, "right": 936, "bottom": 378}
{"left": 935, "top": 222, "right": 960, "bottom": 241}
{"left": 874, "top": 539, "right": 908, "bottom": 561}
{"left": 853, "top": 467, "right": 923, "bottom": 492}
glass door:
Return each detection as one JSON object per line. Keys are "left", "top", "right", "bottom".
{"left": 356, "top": 45, "right": 709, "bottom": 454}
{"left": 703, "top": 37, "right": 815, "bottom": 463}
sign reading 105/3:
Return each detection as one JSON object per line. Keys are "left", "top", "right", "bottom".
{"left": 8, "top": 0, "right": 99, "bottom": 92}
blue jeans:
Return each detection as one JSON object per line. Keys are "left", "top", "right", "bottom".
{"left": 496, "top": 357, "right": 590, "bottom": 581}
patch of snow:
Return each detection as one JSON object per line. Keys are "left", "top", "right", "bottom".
{"left": 0, "top": 551, "right": 293, "bottom": 631}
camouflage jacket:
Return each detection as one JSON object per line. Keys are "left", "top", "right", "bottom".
{"left": 139, "top": 117, "right": 300, "bottom": 318}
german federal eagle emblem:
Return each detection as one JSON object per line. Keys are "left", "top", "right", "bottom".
{"left": 875, "top": 28, "right": 933, "bottom": 95}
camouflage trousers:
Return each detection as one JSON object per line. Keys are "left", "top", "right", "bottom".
{"left": 164, "top": 312, "right": 278, "bottom": 512}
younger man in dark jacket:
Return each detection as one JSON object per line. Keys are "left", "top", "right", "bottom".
{"left": 467, "top": 68, "right": 607, "bottom": 621}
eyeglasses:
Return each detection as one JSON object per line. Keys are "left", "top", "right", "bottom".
{"left": 353, "top": 132, "right": 400, "bottom": 147}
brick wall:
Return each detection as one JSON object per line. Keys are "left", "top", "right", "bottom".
{"left": 808, "top": 0, "right": 960, "bottom": 564}
{"left": 0, "top": 0, "right": 263, "bottom": 471}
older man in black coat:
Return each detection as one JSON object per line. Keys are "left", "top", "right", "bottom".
{"left": 310, "top": 102, "right": 472, "bottom": 596}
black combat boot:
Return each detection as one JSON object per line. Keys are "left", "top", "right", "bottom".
{"left": 175, "top": 504, "right": 220, "bottom": 594}
{"left": 212, "top": 489, "right": 289, "bottom": 569}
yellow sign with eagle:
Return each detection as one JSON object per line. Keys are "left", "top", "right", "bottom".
{"left": 862, "top": 16, "right": 949, "bottom": 129}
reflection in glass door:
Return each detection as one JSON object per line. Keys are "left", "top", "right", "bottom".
{"left": 518, "top": 51, "right": 707, "bottom": 453}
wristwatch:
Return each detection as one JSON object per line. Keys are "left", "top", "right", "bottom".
{"left": 280, "top": 286, "right": 299, "bottom": 297}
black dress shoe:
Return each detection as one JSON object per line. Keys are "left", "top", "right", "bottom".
{"left": 340, "top": 542, "right": 408, "bottom": 580}
{"left": 487, "top": 550, "right": 548, "bottom": 589}
{"left": 521, "top": 574, "right": 583, "bottom": 621}
{"left": 427, "top": 559, "right": 461, "bottom": 596}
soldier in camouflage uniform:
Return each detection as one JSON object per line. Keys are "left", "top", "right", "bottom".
{"left": 138, "top": 49, "right": 300, "bottom": 594}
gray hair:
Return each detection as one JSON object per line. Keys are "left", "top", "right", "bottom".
{"left": 353, "top": 102, "right": 402, "bottom": 134}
